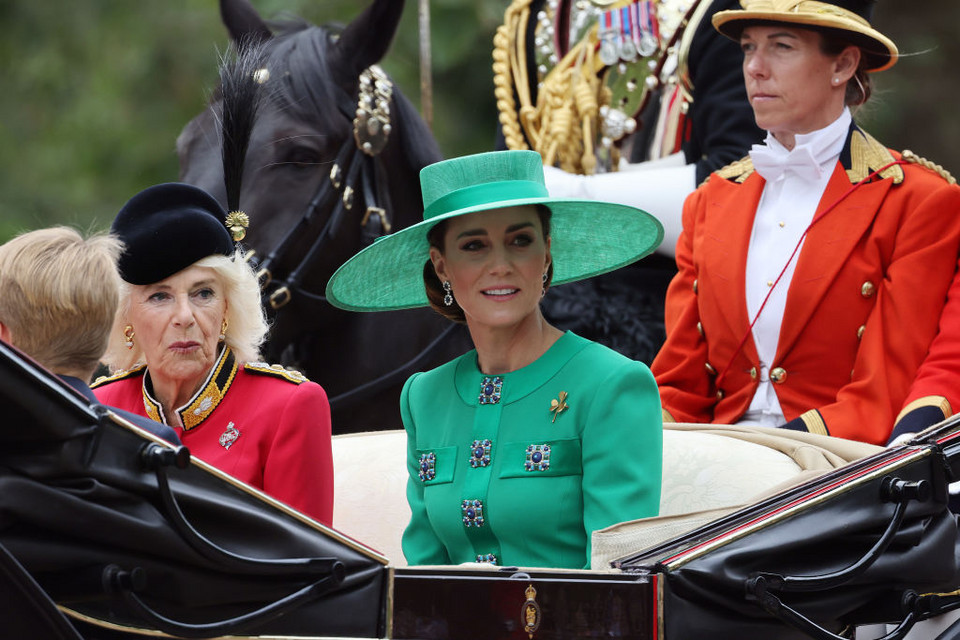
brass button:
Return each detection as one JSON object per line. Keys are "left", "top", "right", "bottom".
{"left": 857, "top": 325, "right": 866, "bottom": 340}
{"left": 860, "top": 281, "right": 876, "bottom": 298}
{"left": 693, "top": 279, "right": 699, "bottom": 294}
{"left": 716, "top": 389, "right": 725, "bottom": 400}
{"left": 697, "top": 321, "right": 704, "bottom": 337}
{"left": 705, "top": 362, "right": 716, "bottom": 375}
{"left": 770, "top": 367, "right": 787, "bottom": 384}
{"left": 749, "top": 367, "right": 758, "bottom": 380}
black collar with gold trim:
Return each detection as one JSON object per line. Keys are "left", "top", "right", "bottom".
{"left": 142, "top": 345, "right": 239, "bottom": 430}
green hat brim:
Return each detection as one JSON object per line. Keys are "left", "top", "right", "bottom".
{"left": 325, "top": 197, "right": 663, "bottom": 312}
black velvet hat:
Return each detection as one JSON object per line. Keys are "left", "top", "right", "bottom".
{"left": 112, "top": 183, "right": 236, "bottom": 285}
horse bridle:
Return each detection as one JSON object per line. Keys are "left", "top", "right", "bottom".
{"left": 250, "top": 65, "right": 395, "bottom": 312}
{"left": 245, "top": 65, "right": 461, "bottom": 410}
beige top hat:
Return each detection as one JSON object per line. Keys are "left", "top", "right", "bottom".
{"left": 712, "top": 0, "right": 898, "bottom": 72}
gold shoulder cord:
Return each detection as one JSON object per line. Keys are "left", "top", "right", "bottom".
{"left": 493, "top": 0, "right": 534, "bottom": 152}
{"left": 494, "top": 0, "right": 606, "bottom": 174}
{"left": 494, "top": 0, "right": 704, "bottom": 175}
{"left": 901, "top": 150, "right": 957, "bottom": 185}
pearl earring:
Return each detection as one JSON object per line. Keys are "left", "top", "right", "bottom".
{"left": 123, "top": 324, "right": 135, "bottom": 349}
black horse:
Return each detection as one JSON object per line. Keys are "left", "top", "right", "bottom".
{"left": 177, "top": 0, "right": 472, "bottom": 433}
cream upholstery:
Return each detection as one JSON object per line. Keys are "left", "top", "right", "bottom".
{"left": 331, "top": 424, "right": 882, "bottom": 568}
{"left": 332, "top": 430, "right": 410, "bottom": 565}
{"left": 591, "top": 424, "right": 882, "bottom": 568}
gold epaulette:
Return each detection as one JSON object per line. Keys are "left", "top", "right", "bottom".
{"left": 90, "top": 363, "right": 147, "bottom": 388}
{"left": 712, "top": 155, "right": 755, "bottom": 184}
{"left": 901, "top": 150, "right": 957, "bottom": 185}
{"left": 846, "top": 129, "right": 903, "bottom": 184}
{"left": 243, "top": 362, "right": 309, "bottom": 384}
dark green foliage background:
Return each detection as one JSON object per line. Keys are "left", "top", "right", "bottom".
{"left": 1, "top": 1, "right": 956, "bottom": 242}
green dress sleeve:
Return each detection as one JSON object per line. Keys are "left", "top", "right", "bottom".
{"left": 580, "top": 358, "right": 663, "bottom": 562}
{"left": 400, "top": 373, "right": 451, "bottom": 565}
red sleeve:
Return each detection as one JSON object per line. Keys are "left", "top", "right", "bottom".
{"left": 813, "top": 177, "right": 960, "bottom": 443}
{"left": 890, "top": 256, "right": 960, "bottom": 439}
{"left": 261, "top": 381, "right": 334, "bottom": 525}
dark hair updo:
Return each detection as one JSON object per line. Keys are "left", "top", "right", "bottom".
{"left": 423, "top": 204, "right": 554, "bottom": 323}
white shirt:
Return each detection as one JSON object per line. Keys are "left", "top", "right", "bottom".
{"left": 737, "top": 108, "right": 852, "bottom": 427}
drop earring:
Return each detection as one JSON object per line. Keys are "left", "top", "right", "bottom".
{"left": 541, "top": 272, "right": 548, "bottom": 297}
{"left": 443, "top": 281, "right": 454, "bottom": 307}
{"left": 219, "top": 318, "right": 228, "bottom": 342}
{"left": 123, "top": 324, "right": 135, "bottom": 349}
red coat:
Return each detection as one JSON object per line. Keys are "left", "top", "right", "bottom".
{"left": 94, "top": 347, "right": 333, "bottom": 524}
{"left": 891, "top": 255, "right": 960, "bottom": 440}
{"left": 652, "top": 126, "right": 960, "bottom": 444}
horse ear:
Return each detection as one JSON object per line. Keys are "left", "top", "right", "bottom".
{"left": 333, "top": 0, "right": 405, "bottom": 81}
{"left": 220, "top": 0, "right": 272, "bottom": 46}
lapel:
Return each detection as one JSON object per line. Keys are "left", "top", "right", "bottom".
{"left": 701, "top": 173, "right": 765, "bottom": 361}
{"left": 775, "top": 128, "right": 896, "bottom": 358}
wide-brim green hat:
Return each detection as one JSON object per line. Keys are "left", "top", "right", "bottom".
{"left": 712, "top": 0, "right": 898, "bottom": 72}
{"left": 325, "top": 150, "right": 663, "bottom": 312}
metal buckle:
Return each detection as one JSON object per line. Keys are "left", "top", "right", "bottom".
{"left": 269, "top": 286, "right": 291, "bottom": 310}
{"left": 360, "top": 206, "right": 391, "bottom": 233}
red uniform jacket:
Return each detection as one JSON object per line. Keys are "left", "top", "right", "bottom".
{"left": 652, "top": 125, "right": 960, "bottom": 444}
{"left": 93, "top": 346, "right": 334, "bottom": 524}
{"left": 891, "top": 255, "right": 960, "bottom": 441}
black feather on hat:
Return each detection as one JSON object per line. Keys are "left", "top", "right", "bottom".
{"left": 111, "top": 183, "right": 235, "bottom": 285}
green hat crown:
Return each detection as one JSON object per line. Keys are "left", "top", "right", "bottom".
{"left": 420, "top": 151, "right": 549, "bottom": 222}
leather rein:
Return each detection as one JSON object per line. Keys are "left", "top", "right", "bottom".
{"left": 251, "top": 65, "right": 394, "bottom": 312}
{"left": 245, "top": 65, "right": 460, "bottom": 410}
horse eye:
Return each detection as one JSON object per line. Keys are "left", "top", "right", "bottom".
{"left": 284, "top": 146, "right": 322, "bottom": 168}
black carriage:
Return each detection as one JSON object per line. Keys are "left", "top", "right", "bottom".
{"left": 2, "top": 338, "right": 959, "bottom": 639}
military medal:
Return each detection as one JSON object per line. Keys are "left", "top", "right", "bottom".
{"left": 598, "top": 11, "right": 620, "bottom": 66}
{"left": 219, "top": 422, "right": 240, "bottom": 450}
{"left": 618, "top": 6, "right": 638, "bottom": 62}
{"left": 635, "top": 1, "right": 659, "bottom": 57}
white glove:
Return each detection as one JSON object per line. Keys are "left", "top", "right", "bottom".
{"left": 541, "top": 153, "right": 696, "bottom": 259}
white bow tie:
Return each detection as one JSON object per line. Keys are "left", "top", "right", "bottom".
{"left": 750, "top": 144, "right": 823, "bottom": 183}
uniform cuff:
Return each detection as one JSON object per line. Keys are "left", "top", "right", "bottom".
{"left": 889, "top": 401, "right": 950, "bottom": 445}
{"left": 782, "top": 410, "right": 828, "bottom": 436}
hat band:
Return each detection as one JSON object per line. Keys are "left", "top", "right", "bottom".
{"left": 422, "top": 180, "right": 549, "bottom": 222}
{"left": 740, "top": 0, "right": 870, "bottom": 28}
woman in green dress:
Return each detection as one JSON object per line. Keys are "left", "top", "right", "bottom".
{"left": 326, "top": 150, "right": 664, "bottom": 569}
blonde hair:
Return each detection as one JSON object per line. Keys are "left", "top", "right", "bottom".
{"left": 103, "top": 250, "right": 268, "bottom": 371}
{"left": 0, "top": 227, "right": 122, "bottom": 376}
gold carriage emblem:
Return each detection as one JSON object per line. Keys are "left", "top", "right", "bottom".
{"left": 521, "top": 584, "right": 541, "bottom": 639}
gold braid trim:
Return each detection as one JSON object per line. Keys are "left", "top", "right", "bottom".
{"left": 799, "top": 409, "right": 829, "bottom": 437}
{"left": 713, "top": 155, "right": 755, "bottom": 184}
{"left": 493, "top": 1, "right": 608, "bottom": 174}
{"left": 493, "top": 0, "right": 533, "bottom": 152}
{"left": 895, "top": 396, "right": 952, "bottom": 426}
{"left": 901, "top": 150, "right": 957, "bottom": 185}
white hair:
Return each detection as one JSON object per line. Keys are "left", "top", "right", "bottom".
{"left": 103, "top": 250, "right": 268, "bottom": 371}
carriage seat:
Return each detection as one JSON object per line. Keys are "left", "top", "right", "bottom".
{"left": 331, "top": 425, "right": 880, "bottom": 568}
